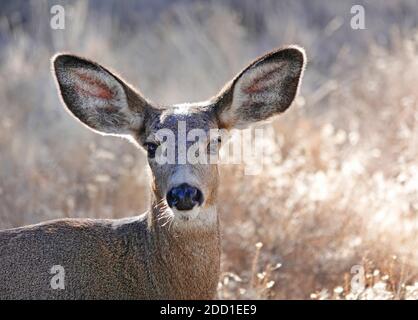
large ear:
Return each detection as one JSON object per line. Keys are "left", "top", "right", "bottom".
{"left": 52, "top": 54, "right": 150, "bottom": 136}
{"left": 214, "top": 46, "right": 306, "bottom": 129}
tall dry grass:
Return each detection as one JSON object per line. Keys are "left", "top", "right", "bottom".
{"left": 0, "top": 0, "right": 418, "bottom": 299}
{"left": 218, "top": 37, "right": 418, "bottom": 299}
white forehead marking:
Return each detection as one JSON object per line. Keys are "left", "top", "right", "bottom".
{"left": 172, "top": 100, "right": 212, "bottom": 114}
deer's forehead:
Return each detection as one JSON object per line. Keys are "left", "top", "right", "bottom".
{"left": 150, "top": 108, "right": 216, "bottom": 133}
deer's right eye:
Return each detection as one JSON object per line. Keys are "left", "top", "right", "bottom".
{"left": 145, "top": 142, "right": 158, "bottom": 159}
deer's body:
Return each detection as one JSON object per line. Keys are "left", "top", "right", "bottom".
{"left": 0, "top": 46, "right": 305, "bottom": 299}
{"left": 0, "top": 205, "right": 220, "bottom": 299}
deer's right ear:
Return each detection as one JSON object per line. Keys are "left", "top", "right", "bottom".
{"left": 52, "top": 54, "right": 150, "bottom": 136}
{"left": 214, "top": 46, "right": 306, "bottom": 129}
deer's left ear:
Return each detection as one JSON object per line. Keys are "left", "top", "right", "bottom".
{"left": 214, "top": 46, "right": 306, "bottom": 129}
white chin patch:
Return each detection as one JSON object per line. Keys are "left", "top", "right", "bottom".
{"left": 171, "top": 207, "right": 200, "bottom": 221}
{"left": 169, "top": 206, "right": 217, "bottom": 229}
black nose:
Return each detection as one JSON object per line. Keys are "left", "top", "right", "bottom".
{"left": 166, "top": 183, "right": 203, "bottom": 211}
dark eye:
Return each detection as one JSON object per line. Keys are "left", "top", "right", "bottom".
{"left": 145, "top": 142, "right": 158, "bottom": 158}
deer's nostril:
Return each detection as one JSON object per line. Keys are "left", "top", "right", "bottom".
{"left": 166, "top": 183, "right": 204, "bottom": 211}
{"left": 192, "top": 188, "right": 203, "bottom": 205}
{"left": 186, "top": 187, "right": 197, "bottom": 198}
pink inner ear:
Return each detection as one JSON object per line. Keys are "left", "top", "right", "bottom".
{"left": 242, "top": 63, "right": 284, "bottom": 95}
{"left": 73, "top": 70, "right": 114, "bottom": 100}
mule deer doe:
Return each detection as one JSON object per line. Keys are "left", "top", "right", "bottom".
{"left": 0, "top": 46, "right": 305, "bottom": 299}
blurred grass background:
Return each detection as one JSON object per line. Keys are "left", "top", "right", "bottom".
{"left": 1, "top": 0, "right": 418, "bottom": 299}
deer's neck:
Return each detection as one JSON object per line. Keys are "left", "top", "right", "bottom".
{"left": 144, "top": 200, "right": 221, "bottom": 299}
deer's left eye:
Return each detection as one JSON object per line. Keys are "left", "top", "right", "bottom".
{"left": 145, "top": 142, "right": 159, "bottom": 158}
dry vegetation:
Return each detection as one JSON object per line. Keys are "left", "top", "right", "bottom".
{"left": 0, "top": 0, "right": 418, "bottom": 299}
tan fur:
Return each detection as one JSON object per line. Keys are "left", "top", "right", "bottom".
{"left": 0, "top": 46, "right": 305, "bottom": 299}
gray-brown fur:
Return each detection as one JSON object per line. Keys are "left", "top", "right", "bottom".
{"left": 0, "top": 207, "right": 219, "bottom": 299}
{"left": 0, "top": 46, "right": 305, "bottom": 299}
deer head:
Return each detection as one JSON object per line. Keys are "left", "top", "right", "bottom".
{"left": 52, "top": 46, "right": 306, "bottom": 229}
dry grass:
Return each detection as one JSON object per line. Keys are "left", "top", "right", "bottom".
{"left": 0, "top": 0, "right": 418, "bottom": 299}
